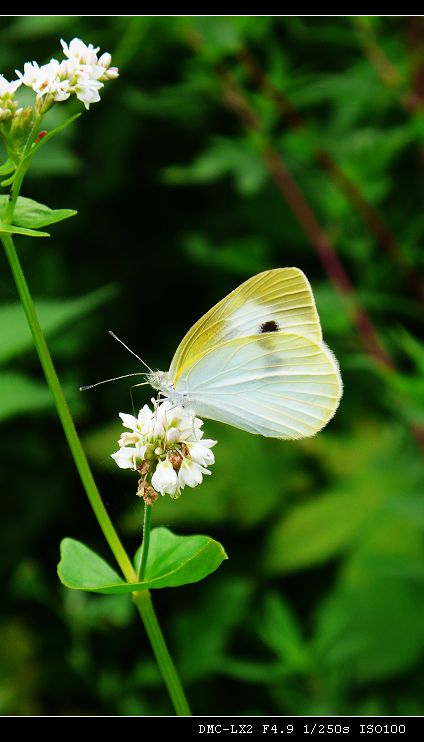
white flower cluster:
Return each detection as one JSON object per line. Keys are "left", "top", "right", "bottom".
{"left": 111, "top": 399, "right": 216, "bottom": 500}
{"left": 15, "top": 37, "right": 118, "bottom": 110}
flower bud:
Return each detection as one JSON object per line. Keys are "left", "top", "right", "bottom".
{"left": 0, "top": 106, "right": 13, "bottom": 122}
{"left": 102, "top": 67, "right": 119, "bottom": 80}
{"left": 98, "top": 52, "right": 112, "bottom": 68}
{"left": 10, "top": 106, "right": 34, "bottom": 145}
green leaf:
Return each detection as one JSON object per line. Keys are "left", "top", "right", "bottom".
{"left": 134, "top": 527, "right": 228, "bottom": 588}
{"left": 314, "top": 578, "right": 424, "bottom": 682}
{"left": 259, "top": 592, "right": 311, "bottom": 673}
{"left": 1, "top": 173, "right": 16, "bottom": 187}
{"left": 265, "top": 489, "right": 377, "bottom": 573}
{"left": 58, "top": 528, "right": 227, "bottom": 594}
{"left": 163, "top": 137, "right": 267, "bottom": 196}
{"left": 173, "top": 577, "right": 253, "bottom": 681}
{"left": 0, "top": 285, "right": 117, "bottom": 364}
{"left": 0, "top": 196, "right": 76, "bottom": 229}
{"left": 0, "top": 222, "right": 49, "bottom": 237}
{"left": 0, "top": 159, "right": 16, "bottom": 176}
{"left": 58, "top": 539, "right": 124, "bottom": 593}
{"left": 0, "top": 371, "right": 52, "bottom": 422}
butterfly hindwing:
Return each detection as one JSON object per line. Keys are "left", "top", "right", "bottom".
{"left": 173, "top": 332, "right": 342, "bottom": 439}
{"left": 170, "top": 268, "right": 322, "bottom": 382}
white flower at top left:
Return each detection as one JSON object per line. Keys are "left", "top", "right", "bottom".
{"left": 18, "top": 60, "right": 71, "bottom": 102}
{"left": 15, "top": 37, "right": 118, "bottom": 110}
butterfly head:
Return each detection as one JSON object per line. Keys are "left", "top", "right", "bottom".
{"left": 147, "top": 369, "right": 170, "bottom": 392}
{"left": 148, "top": 369, "right": 190, "bottom": 408}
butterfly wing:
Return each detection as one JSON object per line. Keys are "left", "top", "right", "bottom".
{"left": 173, "top": 333, "right": 342, "bottom": 439}
{"left": 169, "top": 268, "right": 322, "bottom": 380}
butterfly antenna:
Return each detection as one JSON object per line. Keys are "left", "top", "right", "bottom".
{"left": 108, "top": 330, "right": 153, "bottom": 373}
{"left": 80, "top": 374, "right": 148, "bottom": 391}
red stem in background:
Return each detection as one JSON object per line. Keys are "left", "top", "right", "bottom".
{"left": 217, "top": 64, "right": 394, "bottom": 370}
{"left": 215, "top": 63, "right": 424, "bottom": 452}
{"left": 353, "top": 17, "right": 424, "bottom": 115}
{"left": 237, "top": 47, "right": 424, "bottom": 308}
{"left": 352, "top": 18, "right": 403, "bottom": 91}
{"left": 405, "top": 17, "right": 424, "bottom": 111}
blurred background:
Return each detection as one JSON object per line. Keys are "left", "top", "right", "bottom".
{"left": 0, "top": 15, "right": 424, "bottom": 716}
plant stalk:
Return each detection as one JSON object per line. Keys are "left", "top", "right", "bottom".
{"left": 138, "top": 502, "right": 152, "bottom": 580}
{"left": 133, "top": 589, "right": 191, "bottom": 715}
{"left": 0, "top": 232, "right": 137, "bottom": 582}
{"left": 0, "top": 131, "right": 191, "bottom": 715}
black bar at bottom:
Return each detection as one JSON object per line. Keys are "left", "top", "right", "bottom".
{"left": 6, "top": 714, "right": 423, "bottom": 733}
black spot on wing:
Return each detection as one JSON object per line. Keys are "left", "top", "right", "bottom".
{"left": 260, "top": 320, "right": 279, "bottom": 333}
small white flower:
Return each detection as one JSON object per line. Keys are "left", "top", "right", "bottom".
{"left": 152, "top": 459, "right": 179, "bottom": 496}
{"left": 0, "top": 74, "right": 22, "bottom": 96}
{"left": 111, "top": 445, "right": 146, "bottom": 470}
{"left": 98, "top": 52, "right": 112, "bottom": 69}
{"left": 103, "top": 67, "right": 119, "bottom": 81}
{"left": 72, "top": 76, "right": 103, "bottom": 110}
{"left": 119, "top": 412, "right": 139, "bottom": 430}
{"left": 166, "top": 427, "right": 180, "bottom": 444}
{"left": 138, "top": 404, "right": 155, "bottom": 429}
{"left": 186, "top": 440, "right": 216, "bottom": 467}
{"left": 57, "top": 59, "right": 75, "bottom": 81}
{"left": 118, "top": 431, "right": 140, "bottom": 446}
{"left": 17, "top": 59, "right": 71, "bottom": 102}
{"left": 98, "top": 52, "right": 119, "bottom": 80}
{"left": 178, "top": 458, "right": 210, "bottom": 488}
{"left": 111, "top": 399, "right": 217, "bottom": 501}
{"left": 61, "top": 37, "right": 100, "bottom": 66}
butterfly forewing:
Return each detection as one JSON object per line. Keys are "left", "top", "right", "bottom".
{"left": 170, "top": 268, "right": 322, "bottom": 382}
{"left": 173, "top": 333, "right": 342, "bottom": 439}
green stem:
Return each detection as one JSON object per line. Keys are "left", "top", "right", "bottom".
{"left": 0, "top": 232, "right": 137, "bottom": 583}
{"left": 3, "top": 116, "right": 42, "bottom": 224}
{"left": 133, "top": 590, "right": 191, "bottom": 715}
{"left": 1, "top": 123, "right": 135, "bottom": 580}
{"left": 0, "top": 122, "right": 191, "bottom": 716}
{"left": 138, "top": 503, "right": 152, "bottom": 580}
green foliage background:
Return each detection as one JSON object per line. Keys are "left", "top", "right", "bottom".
{"left": 1, "top": 15, "right": 424, "bottom": 715}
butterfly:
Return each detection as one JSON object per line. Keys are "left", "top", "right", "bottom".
{"left": 144, "top": 268, "right": 342, "bottom": 440}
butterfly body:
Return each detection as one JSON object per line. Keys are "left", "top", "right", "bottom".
{"left": 148, "top": 268, "right": 342, "bottom": 440}
{"left": 148, "top": 370, "right": 186, "bottom": 406}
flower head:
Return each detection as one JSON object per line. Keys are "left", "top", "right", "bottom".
{"left": 111, "top": 399, "right": 217, "bottom": 500}
{"left": 15, "top": 37, "right": 118, "bottom": 111}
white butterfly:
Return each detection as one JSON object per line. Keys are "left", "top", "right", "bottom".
{"left": 145, "top": 268, "right": 342, "bottom": 440}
